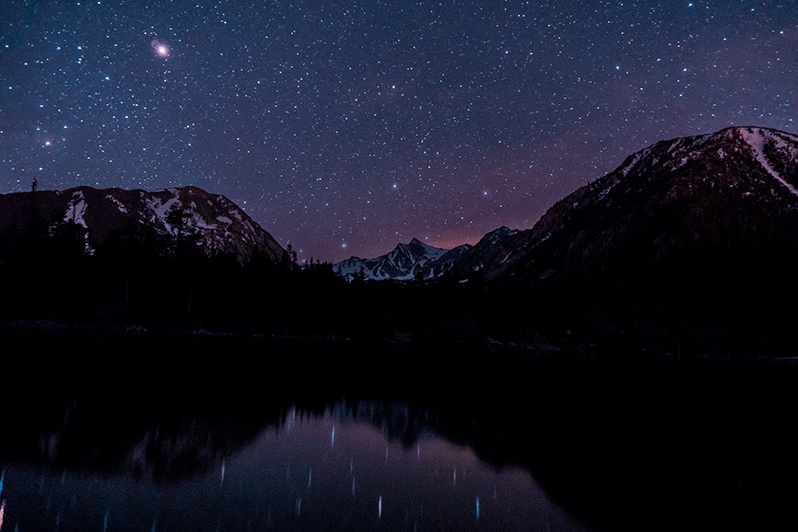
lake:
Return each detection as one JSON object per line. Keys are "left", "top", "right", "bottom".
{"left": 2, "top": 325, "right": 798, "bottom": 531}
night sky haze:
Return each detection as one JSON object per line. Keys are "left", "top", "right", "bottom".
{"left": 1, "top": 0, "right": 795, "bottom": 262}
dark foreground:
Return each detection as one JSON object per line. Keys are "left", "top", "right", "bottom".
{"left": 2, "top": 323, "right": 798, "bottom": 531}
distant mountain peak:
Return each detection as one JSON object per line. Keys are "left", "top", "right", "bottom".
{"left": 332, "top": 229, "right": 524, "bottom": 282}
{"left": 333, "top": 238, "right": 449, "bottom": 281}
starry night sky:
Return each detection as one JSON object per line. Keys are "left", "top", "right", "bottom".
{"left": 1, "top": 1, "right": 795, "bottom": 263}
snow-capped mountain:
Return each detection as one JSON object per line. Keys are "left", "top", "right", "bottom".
{"left": 475, "top": 125, "right": 798, "bottom": 286}
{"left": 332, "top": 227, "right": 523, "bottom": 282}
{"left": 0, "top": 185, "right": 286, "bottom": 264}
{"left": 333, "top": 238, "right": 449, "bottom": 281}
{"left": 445, "top": 125, "right": 798, "bottom": 348}
{"left": 337, "top": 126, "right": 798, "bottom": 298}
{"left": 416, "top": 241, "right": 474, "bottom": 279}
{"left": 418, "top": 226, "right": 520, "bottom": 280}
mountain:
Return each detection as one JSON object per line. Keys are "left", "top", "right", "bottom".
{"left": 0, "top": 185, "right": 285, "bottom": 264}
{"left": 333, "top": 228, "right": 526, "bottom": 282}
{"left": 471, "top": 126, "right": 798, "bottom": 348}
{"left": 419, "top": 226, "right": 520, "bottom": 280}
{"left": 476, "top": 126, "right": 798, "bottom": 283}
{"left": 333, "top": 238, "right": 449, "bottom": 281}
{"left": 331, "top": 126, "right": 798, "bottom": 349}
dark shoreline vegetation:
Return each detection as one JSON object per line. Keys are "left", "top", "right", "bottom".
{"left": 3, "top": 324, "right": 798, "bottom": 531}
{"left": 1, "top": 214, "right": 797, "bottom": 358}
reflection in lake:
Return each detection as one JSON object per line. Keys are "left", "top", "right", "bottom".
{"left": 3, "top": 326, "right": 798, "bottom": 531}
{"left": 0, "top": 402, "right": 585, "bottom": 531}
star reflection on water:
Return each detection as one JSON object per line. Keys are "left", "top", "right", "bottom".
{"left": 0, "top": 400, "right": 586, "bottom": 532}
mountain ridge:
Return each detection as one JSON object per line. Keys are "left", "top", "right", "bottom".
{"left": 481, "top": 125, "right": 798, "bottom": 283}
{"left": 0, "top": 185, "right": 286, "bottom": 264}
{"left": 333, "top": 237, "right": 450, "bottom": 281}
{"left": 326, "top": 125, "right": 798, "bottom": 349}
{"left": 334, "top": 126, "right": 798, "bottom": 286}
{"left": 3, "top": 125, "right": 798, "bottom": 350}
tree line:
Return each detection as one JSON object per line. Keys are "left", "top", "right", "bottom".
{"left": 0, "top": 214, "right": 545, "bottom": 342}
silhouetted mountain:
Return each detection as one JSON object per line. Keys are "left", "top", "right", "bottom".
{"left": 422, "top": 226, "right": 519, "bottom": 280}
{"left": 0, "top": 185, "right": 285, "bottom": 264}
{"left": 472, "top": 126, "right": 798, "bottom": 348}
{"left": 417, "top": 241, "right": 474, "bottom": 279}
{"left": 330, "top": 126, "right": 798, "bottom": 349}
{"left": 0, "top": 185, "right": 296, "bottom": 327}
{"left": 476, "top": 126, "right": 798, "bottom": 282}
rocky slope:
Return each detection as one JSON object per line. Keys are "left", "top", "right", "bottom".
{"left": 477, "top": 126, "right": 798, "bottom": 348}
{"left": 480, "top": 126, "right": 798, "bottom": 287}
{"left": 0, "top": 185, "right": 286, "bottom": 264}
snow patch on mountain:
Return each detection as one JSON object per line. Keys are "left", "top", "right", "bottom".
{"left": 64, "top": 190, "right": 88, "bottom": 227}
{"left": 740, "top": 127, "right": 798, "bottom": 197}
{"left": 105, "top": 194, "right": 128, "bottom": 213}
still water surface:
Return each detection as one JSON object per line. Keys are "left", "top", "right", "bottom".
{"left": 3, "top": 327, "right": 798, "bottom": 531}
{"left": 0, "top": 402, "right": 586, "bottom": 531}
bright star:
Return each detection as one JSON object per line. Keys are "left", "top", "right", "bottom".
{"left": 151, "top": 40, "right": 170, "bottom": 58}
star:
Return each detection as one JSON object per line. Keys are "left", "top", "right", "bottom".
{"left": 151, "top": 40, "right": 170, "bottom": 58}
